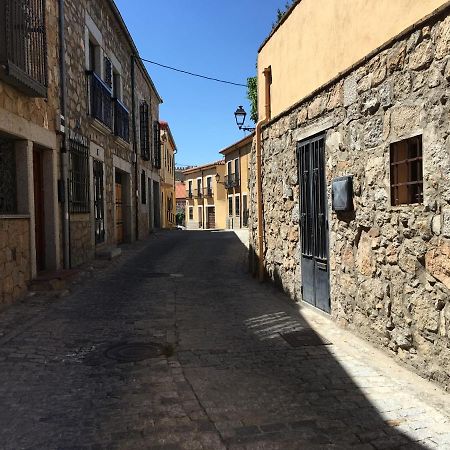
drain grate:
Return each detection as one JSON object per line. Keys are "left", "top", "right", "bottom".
{"left": 280, "top": 329, "right": 332, "bottom": 347}
{"left": 104, "top": 342, "right": 165, "bottom": 362}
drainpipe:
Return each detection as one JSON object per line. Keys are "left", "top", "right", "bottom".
{"left": 58, "top": 0, "right": 70, "bottom": 269}
{"left": 131, "top": 54, "right": 139, "bottom": 241}
{"left": 256, "top": 66, "right": 271, "bottom": 282}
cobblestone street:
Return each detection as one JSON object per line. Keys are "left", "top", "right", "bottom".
{"left": 0, "top": 230, "right": 449, "bottom": 449}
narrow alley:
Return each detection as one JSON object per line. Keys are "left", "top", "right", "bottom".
{"left": 0, "top": 231, "right": 449, "bottom": 449}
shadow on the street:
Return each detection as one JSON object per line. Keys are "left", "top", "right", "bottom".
{"left": 0, "top": 229, "right": 429, "bottom": 448}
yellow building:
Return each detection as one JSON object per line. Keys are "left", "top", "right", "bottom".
{"left": 183, "top": 161, "right": 226, "bottom": 229}
{"left": 258, "top": 0, "right": 446, "bottom": 119}
{"left": 219, "top": 134, "right": 253, "bottom": 229}
{"left": 159, "top": 121, "right": 176, "bottom": 229}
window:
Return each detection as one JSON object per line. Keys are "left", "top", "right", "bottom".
{"left": 198, "top": 206, "right": 203, "bottom": 227}
{"left": 188, "top": 180, "right": 193, "bottom": 198}
{"left": 189, "top": 206, "right": 193, "bottom": 220}
{"left": 235, "top": 195, "right": 240, "bottom": 216}
{"left": 153, "top": 121, "right": 161, "bottom": 168}
{"left": 140, "top": 101, "right": 150, "bottom": 160}
{"left": 0, "top": 140, "right": 17, "bottom": 214}
{"left": 228, "top": 196, "right": 233, "bottom": 216}
{"left": 196, "top": 178, "right": 202, "bottom": 197}
{"left": 390, "top": 136, "right": 423, "bottom": 206}
{"left": 206, "top": 176, "right": 212, "bottom": 196}
{"left": 141, "top": 171, "right": 146, "bottom": 204}
{"left": 0, "top": 0, "right": 48, "bottom": 97}
{"left": 234, "top": 159, "right": 239, "bottom": 178}
{"left": 69, "top": 132, "right": 90, "bottom": 213}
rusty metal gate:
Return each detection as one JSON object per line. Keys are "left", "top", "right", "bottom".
{"left": 298, "top": 134, "right": 330, "bottom": 313}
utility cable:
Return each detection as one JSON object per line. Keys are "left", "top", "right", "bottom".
{"left": 140, "top": 57, "right": 247, "bottom": 87}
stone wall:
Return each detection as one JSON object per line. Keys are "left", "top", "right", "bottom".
{"left": 250, "top": 12, "right": 450, "bottom": 387}
{"left": 0, "top": 0, "right": 60, "bottom": 133}
{"left": 0, "top": 219, "right": 30, "bottom": 307}
{"left": 64, "top": 0, "right": 160, "bottom": 262}
{"left": 69, "top": 215, "right": 94, "bottom": 268}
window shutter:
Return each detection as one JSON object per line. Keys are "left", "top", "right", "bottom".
{"left": 103, "top": 56, "right": 112, "bottom": 89}
{"left": 153, "top": 121, "right": 161, "bottom": 169}
{"left": 140, "top": 101, "right": 150, "bottom": 160}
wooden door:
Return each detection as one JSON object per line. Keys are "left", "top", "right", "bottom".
{"left": 33, "top": 150, "right": 45, "bottom": 271}
{"left": 115, "top": 172, "right": 124, "bottom": 244}
{"left": 207, "top": 207, "right": 215, "bottom": 229}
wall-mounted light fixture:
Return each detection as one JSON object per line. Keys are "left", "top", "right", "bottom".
{"left": 234, "top": 106, "right": 255, "bottom": 132}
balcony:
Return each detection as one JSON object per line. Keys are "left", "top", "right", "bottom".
{"left": 186, "top": 190, "right": 193, "bottom": 199}
{"left": 88, "top": 71, "right": 113, "bottom": 129}
{"left": 225, "top": 174, "right": 236, "bottom": 189}
{"left": 113, "top": 98, "right": 130, "bottom": 142}
{"left": 0, "top": 0, "right": 47, "bottom": 97}
{"left": 204, "top": 187, "right": 213, "bottom": 197}
{"left": 194, "top": 189, "right": 202, "bottom": 198}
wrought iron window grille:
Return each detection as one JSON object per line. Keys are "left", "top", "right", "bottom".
{"left": 0, "top": 0, "right": 48, "bottom": 97}
{"left": 390, "top": 136, "right": 423, "bottom": 206}
{"left": 69, "top": 131, "right": 90, "bottom": 213}
{"left": 153, "top": 121, "right": 161, "bottom": 169}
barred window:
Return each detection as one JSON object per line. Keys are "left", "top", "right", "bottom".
{"left": 69, "top": 133, "right": 90, "bottom": 213}
{"left": 189, "top": 206, "right": 193, "bottom": 220}
{"left": 140, "top": 101, "right": 150, "bottom": 160}
{"left": 0, "top": 140, "right": 17, "bottom": 214}
{"left": 390, "top": 136, "right": 423, "bottom": 206}
{"left": 0, "top": 0, "right": 48, "bottom": 97}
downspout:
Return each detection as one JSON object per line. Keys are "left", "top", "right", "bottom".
{"left": 58, "top": 0, "right": 70, "bottom": 269}
{"left": 131, "top": 54, "right": 139, "bottom": 241}
{"left": 256, "top": 66, "right": 271, "bottom": 282}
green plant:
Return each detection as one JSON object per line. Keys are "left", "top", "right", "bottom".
{"left": 246, "top": 76, "right": 258, "bottom": 124}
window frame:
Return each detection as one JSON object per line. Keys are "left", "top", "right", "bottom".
{"left": 390, "top": 135, "right": 423, "bottom": 206}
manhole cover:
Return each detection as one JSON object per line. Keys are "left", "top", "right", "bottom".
{"left": 280, "top": 329, "right": 332, "bottom": 347}
{"left": 105, "top": 342, "right": 165, "bottom": 362}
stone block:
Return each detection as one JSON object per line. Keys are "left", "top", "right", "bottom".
{"left": 343, "top": 75, "right": 358, "bottom": 107}
{"left": 435, "top": 16, "right": 450, "bottom": 60}
{"left": 441, "top": 207, "right": 450, "bottom": 238}
{"left": 409, "top": 40, "right": 434, "bottom": 70}
{"left": 390, "top": 105, "right": 421, "bottom": 138}
{"left": 425, "top": 239, "right": 450, "bottom": 289}
{"left": 387, "top": 43, "right": 406, "bottom": 73}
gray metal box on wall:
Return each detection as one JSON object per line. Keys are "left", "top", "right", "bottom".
{"left": 332, "top": 175, "right": 353, "bottom": 212}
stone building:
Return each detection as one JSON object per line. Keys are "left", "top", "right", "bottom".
{"left": 220, "top": 134, "right": 252, "bottom": 230}
{"left": 159, "top": 121, "right": 176, "bottom": 229}
{"left": 250, "top": 0, "right": 450, "bottom": 388}
{"left": 0, "top": 0, "right": 61, "bottom": 306}
{"left": 0, "top": 0, "right": 164, "bottom": 307}
{"left": 63, "top": 0, "right": 162, "bottom": 264}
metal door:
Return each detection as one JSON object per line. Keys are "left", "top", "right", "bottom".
{"left": 93, "top": 160, "right": 105, "bottom": 244}
{"left": 298, "top": 135, "right": 330, "bottom": 313}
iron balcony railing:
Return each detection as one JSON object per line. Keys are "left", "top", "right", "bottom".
{"left": 186, "top": 190, "right": 193, "bottom": 199}
{"left": 204, "top": 187, "right": 213, "bottom": 197}
{"left": 0, "top": 0, "right": 48, "bottom": 97}
{"left": 87, "top": 71, "right": 113, "bottom": 129}
{"left": 113, "top": 98, "right": 130, "bottom": 142}
{"left": 224, "top": 174, "right": 234, "bottom": 189}
{"left": 225, "top": 173, "right": 240, "bottom": 189}
{"left": 194, "top": 189, "right": 202, "bottom": 198}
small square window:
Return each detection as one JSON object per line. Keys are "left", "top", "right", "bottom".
{"left": 390, "top": 136, "right": 423, "bottom": 206}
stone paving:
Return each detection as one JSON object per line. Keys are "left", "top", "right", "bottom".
{"left": 0, "top": 230, "right": 449, "bottom": 449}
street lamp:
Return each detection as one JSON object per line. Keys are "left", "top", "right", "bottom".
{"left": 234, "top": 106, "right": 255, "bottom": 132}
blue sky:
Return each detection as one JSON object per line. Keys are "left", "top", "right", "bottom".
{"left": 114, "top": 0, "right": 286, "bottom": 167}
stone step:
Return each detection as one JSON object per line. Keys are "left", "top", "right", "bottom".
{"left": 29, "top": 269, "right": 80, "bottom": 292}
{"left": 95, "top": 246, "right": 122, "bottom": 261}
